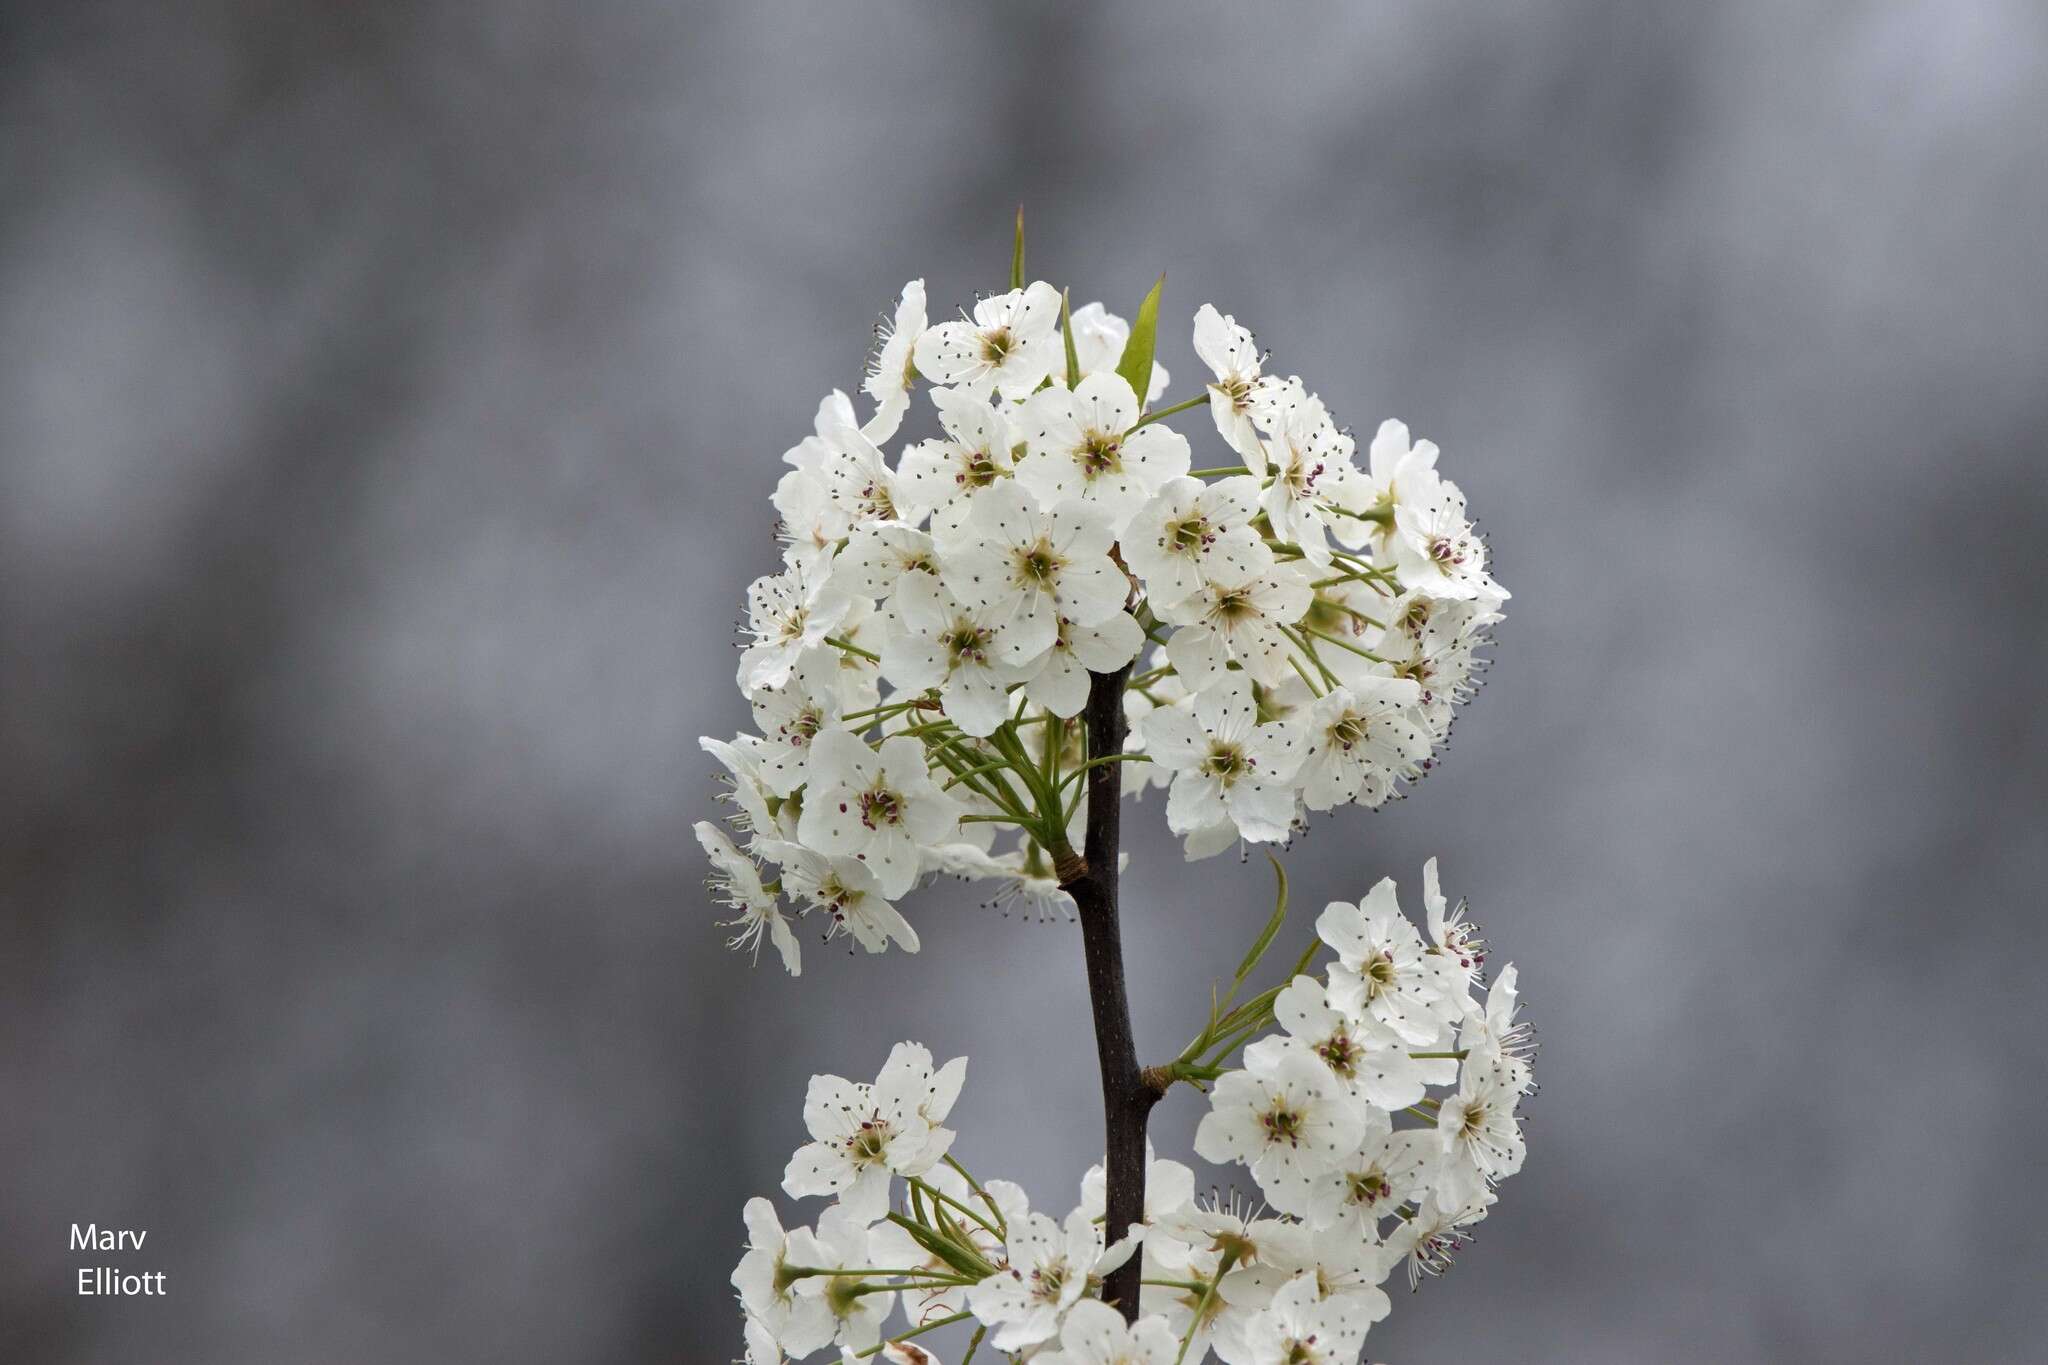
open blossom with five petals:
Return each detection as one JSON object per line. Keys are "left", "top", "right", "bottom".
{"left": 1327, "top": 417, "right": 1441, "bottom": 553}
{"left": 862, "top": 278, "right": 925, "bottom": 441}
{"left": 749, "top": 655, "right": 846, "bottom": 796}
{"left": 1158, "top": 561, "right": 1313, "bottom": 690}
{"left": 1422, "top": 854, "right": 1486, "bottom": 995}
{"left": 1294, "top": 678, "right": 1430, "bottom": 812}
{"left": 936, "top": 480, "right": 1128, "bottom": 658}
{"left": 913, "top": 281, "right": 1063, "bottom": 400}
{"left": 799, "top": 1205, "right": 900, "bottom": 1351}
{"left": 1254, "top": 378, "right": 1356, "bottom": 562}
{"left": 895, "top": 385, "right": 1021, "bottom": 533}
{"left": 796, "top": 730, "right": 961, "bottom": 897}
{"left": 1016, "top": 372, "right": 1190, "bottom": 535}
{"left": 1195, "top": 1045, "right": 1363, "bottom": 1215}
{"left": 1193, "top": 303, "right": 1279, "bottom": 465}
{"left": 696, "top": 822, "right": 800, "bottom": 976}
{"left": 1318, "top": 878, "right": 1459, "bottom": 1045}
{"left": 782, "top": 1041, "right": 966, "bottom": 1222}
{"left": 1138, "top": 676, "right": 1304, "bottom": 844}
{"left": 817, "top": 421, "right": 909, "bottom": 530}
{"left": 967, "top": 1202, "right": 1139, "bottom": 1351}
{"left": 881, "top": 574, "right": 1038, "bottom": 737}
{"left": 1038, "top": 1299, "right": 1181, "bottom": 1365}
{"left": 1254, "top": 974, "right": 1427, "bottom": 1115}
{"left": 833, "top": 521, "right": 938, "bottom": 613}
{"left": 1460, "top": 964, "right": 1536, "bottom": 1097}
{"left": 1023, "top": 611, "right": 1146, "bottom": 718}
{"left": 1124, "top": 474, "right": 1271, "bottom": 605}
{"left": 1431, "top": 1062, "right": 1527, "bottom": 1209}
{"left": 739, "top": 558, "right": 853, "bottom": 695}
{"left": 1389, "top": 477, "right": 1508, "bottom": 602}
{"left": 732, "top": 1198, "right": 835, "bottom": 1357}
{"left": 1300, "top": 1109, "right": 1435, "bottom": 1240}
{"left": 1386, "top": 1193, "right": 1491, "bottom": 1290}
{"left": 1237, "top": 1271, "right": 1377, "bottom": 1365}
{"left": 763, "top": 840, "right": 919, "bottom": 956}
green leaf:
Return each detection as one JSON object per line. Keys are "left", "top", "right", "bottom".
{"left": 1231, "top": 854, "right": 1290, "bottom": 987}
{"left": 1010, "top": 206, "right": 1025, "bottom": 290}
{"left": 1115, "top": 273, "right": 1164, "bottom": 408}
{"left": 1061, "top": 289, "right": 1081, "bottom": 389}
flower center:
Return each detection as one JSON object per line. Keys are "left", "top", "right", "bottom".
{"left": 1201, "top": 742, "right": 1249, "bottom": 784}
{"left": 1429, "top": 536, "right": 1464, "bottom": 566}
{"left": 1459, "top": 1101, "right": 1490, "bottom": 1140}
{"left": 777, "top": 605, "right": 809, "bottom": 643}
{"left": 1211, "top": 586, "right": 1258, "bottom": 624}
{"left": 1260, "top": 1102, "right": 1305, "bottom": 1144}
{"left": 1315, "top": 1032, "right": 1359, "bottom": 1077}
{"left": 1347, "top": 1169, "right": 1390, "bottom": 1206}
{"left": 960, "top": 451, "right": 1001, "bottom": 487}
{"left": 1330, "top": 713, "right": 1369, "bottom": 749}
{"left": 943, "top": 621, "right": 993, "bottom": 666}
{"left": 818, "top": 872, "right": 864, "bottom": 914}
{"left": 980, "top": 327, "right": 1014, "bottom": 363}
{"left": 848, "top": 1117, "right": 893, "bottom": 1163}
{"left": 1079, "top": 431, "right": 1123, "bottom": 477}
{"left": 1167, "top": 512, "right": 1212, "bottom": 554}
{"left": 1365, "top": 951, "right": 1397, "bottom": 989}
{"left": 858, "top": 785, "right": 905, "bottom": 829}
{"left": 1014, "top": 539, "right": 1064, "bottom": 586}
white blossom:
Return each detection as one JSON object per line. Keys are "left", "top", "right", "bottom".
{"left": 862, "top": 278, "right": 926, "bottom": 441}
{"left": 914, "top": 282, "right": 1064, "bottom": 400}
{"left": 733, "top": 1198, "right": 835, "bottom": 1357}
{"left": 967, "top": 1203, "right": 1138, "bottom": 1351}
{"left": 1294, "top": 678, "right": 1430, "bottom": 812}
{"left": 782, "top": 1042, "right": 967, "bottom": 1222}
{"left": 1023, "top": 611, "right": 1146, "bottom": 718}
{"left": 1431, "top": 1061, "right": 1526, "bottom": 1208}
{"left": 1016, "top": 372, "right": 1191, "bottom": 535}
{"left": 766, "top": 841, "right": 919, "bottom": 957}
{"left": 1192, "top": 303, "right": 1279, "bottom": 465}
{"left": 1237, "top": 1272, "right": 1376, "bottom": 1365}
{"left": 1300, "top": 1114, "right": 1435, "bottom": 1240}
{"left": 1317, "top": 877, "right": 1459, "bottom": 1045}
{"left": 896, "top": 385, "right": 1020, "bottom": 533}
{"left": 796, "top": 731, "right": 961, "bottom": 897}
{"left": 1138, "top": 675, "right": 1304, "bottom": 845}
{"left": 1256, "top": 975, "right": 1427, "bottom": 1114}
{"left": 937, "top": 480, "right": 1128, "bottom": 656}
{"left": 1124, "top": 475, "right": 1271, "bottom": 605}
{"left": 696, "top": 821, "right": 800, "bottom": 976}
{"left": 1388, "top": 477, "right": 1507, "bottom": 602}
{"left": 1195, "top": 1045, "right": 1362, "bottom": 1215}
{"left": 740, "top": 558, "right": 855, "bottom": 696}
{"left": 1158, "top": 561, "right": 1313, "bottom": 690}
{"left": 880, "top": 574, "right": 1038, "bottom": 737}
{"left": 1037, "top": 1298, "right": 1180, "bottom": 1365}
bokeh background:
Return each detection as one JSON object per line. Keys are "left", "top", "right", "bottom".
{"left": 5, "top": 3, "right": 2046, "bottom": 1362}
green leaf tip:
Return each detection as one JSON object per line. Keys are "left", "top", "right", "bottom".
{"left": 1115, "top": 272, "right": 1165, "bottom": 408}
{"left": 1010, "top": 206, "right": 1026, "bottom": 290}
{"left": 1061, "top": 288, "right": 1081, "bottom": 389}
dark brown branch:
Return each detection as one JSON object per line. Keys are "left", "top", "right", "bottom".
{"left": 1060, "top": 660, "right": 1159, "bottom": 1321}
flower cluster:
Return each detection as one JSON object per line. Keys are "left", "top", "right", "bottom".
{"left": 698, "top": 276, "right": 1508, "bottom": 974}
{"left": 731, "top": 862, "right": 1535, "bottom": 1363}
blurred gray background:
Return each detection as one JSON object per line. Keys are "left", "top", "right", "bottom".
{"left": 4, "top": 3, "right": 2045, "bottom": 1362}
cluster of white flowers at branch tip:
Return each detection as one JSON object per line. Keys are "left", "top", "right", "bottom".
{"left": 697, "top": 273, "right": 1508, "bottom": 975}
{"left": 730, "top": 861, "right": 1535, "bottom": 1364}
